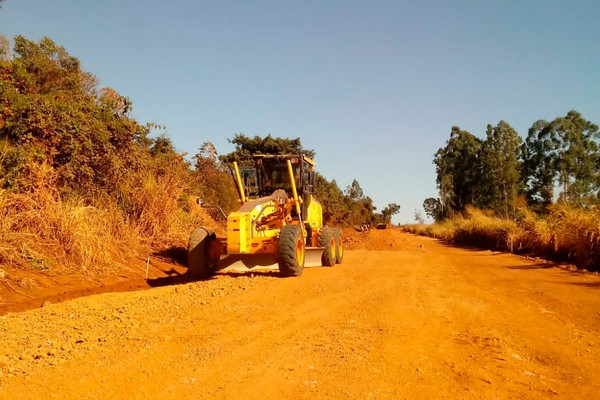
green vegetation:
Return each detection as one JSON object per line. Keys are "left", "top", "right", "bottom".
{"left": 420, "top": 111, "right": 600, "bottom": 271}
{"left": 0, "top": 35, "right": 214, "bottom": 272}
{"left": 0, "top": 35, "right": 398, "bottom": 274}
{"left": 430, "top": 111, "right": 599, "bottom": 221}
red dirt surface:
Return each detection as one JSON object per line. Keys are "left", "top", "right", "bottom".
{"left": 1, "top": 228, "right": 599, "bottom": 399}
{"left": 0, "top": 255, "right": 188, "bottom": 315}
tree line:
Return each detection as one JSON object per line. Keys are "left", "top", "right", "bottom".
{"left": 425, "top": 111, "right": 600, "bottom": 221}
{"left": 201, "top": 133, "right": 400, "bottom": 225}
{"left": 0, "top": 35, "right": 399, "bottom": 234}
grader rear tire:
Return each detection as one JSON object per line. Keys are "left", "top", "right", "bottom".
{"left": 334, "top": 229, "right": 344, "bottom": 264}
{"left": 278, "top": 225, "right": 305, "bottom": 277}
{"left": 187, "top": 227, "right": 219, "bottom": 279}
{"left": 319, "top": 227, "right": 336, "bottom": 267}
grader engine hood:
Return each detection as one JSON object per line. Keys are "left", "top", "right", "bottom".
{"left": 226, "top": 190, "right": 289, "bottom": 255}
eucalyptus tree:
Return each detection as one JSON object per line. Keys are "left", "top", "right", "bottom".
{"left": 480, "top": 121, "right": 522, "bottom": 218}
{"left": 433, "top": 126, "right": 483, "bottom": 217}
{"left": 522, "top": 110, "right": 600, "bottom": 207}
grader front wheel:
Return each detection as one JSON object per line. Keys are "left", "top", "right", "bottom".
{"left": 278, "top": 225, "right": 305, "bottom": 277}
{"left": 187, "top": 227, "right": 220, "bottom": 279}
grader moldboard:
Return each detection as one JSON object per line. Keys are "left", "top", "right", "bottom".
{"left": 187, "top": 154, "right": 343, "bottom": 278}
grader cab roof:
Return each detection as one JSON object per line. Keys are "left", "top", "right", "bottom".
{"left": 251, "top": 154, "right": 315, "bottom": 167}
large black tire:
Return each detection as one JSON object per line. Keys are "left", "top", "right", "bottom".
{"left": 318, "top": 227, "right": 336, "bottom": 267}
{"left": 187, "top": 227, "right": 218, "bottom": 279}
{"left": 278, "top": 225, "right": 305, "bottom": 277}
{"left": 334, "top": 228, "right": 344, "bottom": 264}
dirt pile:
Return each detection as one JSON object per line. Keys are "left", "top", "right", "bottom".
{"left": 343, "top": 227, "right": 424, "bottom": 251}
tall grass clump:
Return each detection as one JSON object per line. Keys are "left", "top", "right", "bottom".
{"left": 0, "top": 162, "right": 139, "bottom": 273}
{"left": 408, "top": 203, "right": 600, "bottom": 271}
{"left": 407, "top": 207, "right": 521, "bottom": 251}
{"left": 454, "top": 207, "right": 518, "bottom": 250}
{"left": 404, "top": 219, "right": 456, "bottom": 240}
{"left": 0, "top": 159, "right": 216, "bottom": 275}
{"left": 548, "top": 204, "right": 600, "bottom": 270}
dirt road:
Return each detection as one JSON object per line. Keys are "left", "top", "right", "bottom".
{"left": 1, "top": 229, "right": 599, "bottom": 399}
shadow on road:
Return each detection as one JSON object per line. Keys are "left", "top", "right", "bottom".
{"left": 146, "top": 269, "right": 283, "bottom": 287}
{"left": 147, "top": 245, "right": 284, "bottom": 288}
{"left": 568, "top": 281, "right": 600, "bottom": 289}
{"left": 506, "top": 262, "right": 556, "bottom": 270}
{"left": 153, "top": 246, "right": 187, "bottom": 266}
{"left": 219, "top": 270, "right": 282, "bottom": 279}
{"left": 146, "top": 270, "right": 199, "bottom": 287}
{"left": 434, "top": 239, "right": 506, "bottom": 254}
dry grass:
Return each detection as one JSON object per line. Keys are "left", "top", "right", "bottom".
{"left": 406, "top": 204, "right": 600, "bottom": 271}
{"left": 0, "top": 162, "right": 216, "bottom": 276}
{"left": 0, "top": 185, "right": 146, "bottom": 274}
{"left": 0, "top": 189, "right": 129, "bottom": 274}
{"left": 548, "top": 203, "right": 600, "bottom": 270}
{"left": 404, "top": 220, "right": 456, "bottom": 241}
{"left": 405, "top": 207, "right": 520, "bottom": 250}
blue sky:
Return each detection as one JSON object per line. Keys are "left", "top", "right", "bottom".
{"left": 1, "top": 1, "right": 599, "bottom": 223}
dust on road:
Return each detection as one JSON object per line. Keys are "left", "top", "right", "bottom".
{"left": 1, "top": 229, "right": 599, "bottom": 399}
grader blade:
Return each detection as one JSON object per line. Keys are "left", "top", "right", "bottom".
{"left": 304, "top": 247, "right": 325, "bottom": 268}
{"left": 218, "top": 254, "right": 278, "bottom": 273}
{"left": 217, "top": 247, "right": 325, "bottom": 273}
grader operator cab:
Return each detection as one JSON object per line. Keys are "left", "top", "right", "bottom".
{"left": 188, "top": 154, "right": 343, "bottom": 278}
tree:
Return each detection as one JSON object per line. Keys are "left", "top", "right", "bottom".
{"left": 12, "top": 35, "right": 82, "bottom": 94}
{"left": 479, "top": 121, "right": 522, "bottom": 218}
{"left": 414, "top": 209, "right": 424, "bottom": 224}
{"left": 434, "top": 126, "right": 483, "bottom": 217}
{"left": 192, "top": 141, "right": 238, "bottom": 212}
{"left": 340, "top": 179, "right": 379, "bottom": 225}
{"left": 521, "top": 119, "right": 556, "bottom": 209}
{"left": 221, "top": 134, "right": 315, "bottom": 165}
{"left": 423, "top": 197, "right": 443, "bottom": 222}
{"left": 522, "top": 110, "right": 600, "bottom": 207}
{"left": 0, "top": 34, "right": 9, "bottom": 61}
{"left": 381, "top": 203, "right": 401, "bottom": 224}
{"left": 0, "top": 34, "right": 202, "bottom": 246}
{"left": 345, "top": 179, "right": 364, "bottom": 201}
{"left": 0, "top": 36, "right": 144, "bottom": 193}
{"left": 315, "top": 173, "right": 347, "bottom": 225}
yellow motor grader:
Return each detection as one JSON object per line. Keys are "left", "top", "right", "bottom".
{"left": 188, "top": 154, "right": 343, "bottom": 278}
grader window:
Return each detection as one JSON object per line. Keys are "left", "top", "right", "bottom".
{"left": 256, "top": 158, "right": 301, "bottom": 197}
{"left": 241, "top": 168, "right": 258, "bottom": 197}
